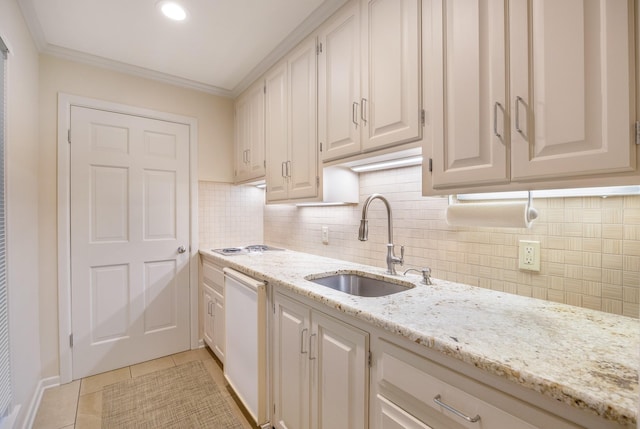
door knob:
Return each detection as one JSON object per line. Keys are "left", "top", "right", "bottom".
{"left": 177, "top": 246, "right": 187, "bottom": 254}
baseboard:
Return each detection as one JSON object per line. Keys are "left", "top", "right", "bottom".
{"left": 20, "top": 375, "right": 59, "bottom": 429}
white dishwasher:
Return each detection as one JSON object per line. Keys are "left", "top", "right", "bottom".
{"left": 223, "top": 268, "right": 268, "bottom": 428}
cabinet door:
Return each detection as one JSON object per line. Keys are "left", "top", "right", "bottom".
{"left": 202, "top": 285, "right": 215, "bottom": 349}
{"left": 266, "top": 62, "right": 290, "bottom": 203}
{"left": 235, "top": 81, "right": 265, "bottom": 182}
{"left": 288, "top": 38, "right": 319, "bottom": 200}
{"left": 426, "top": 0, "right": 509, "bottom": 189}
{"left": 211, "top": 288, "right": 225, "bottom": 362}
{"left": 361, "top": 0, "right": 421, "bottom": 151}
{"left": 318, "top": 2, "right": 362, "bottom": 161}
{"left": 510, "top": 0, "right": 636, "bottom": 180}
{"left": 311, "top": 310, "right": 369, "bottom": 429}
{"left": 273, "top": 294, "right": 311, "bottom": 429}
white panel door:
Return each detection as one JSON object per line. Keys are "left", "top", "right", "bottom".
{"left": 266, "top": 62, "right": 290, "bottom": 202}
{"left": 288, "top": 38, "right": 319, "bottom": 200}
{"left": 70, "top": 106, "right": 190, "bottom": 379}
{"left": 311, "top": 311, "right": 368, "bottom": 429}
{"left": 273, "top": 293, "right": 311, "bottom": 429}
{"left": 361, "top": 0, "right": 421, "bottom": 151}
{"left": 510, "top": 0, "right": 635, "bottom": 179}
{"left": 318, "top": 2, "right": 362, "bottom": 161}
{"left": 427, "top": 0, "right": 509, "bottom": 188}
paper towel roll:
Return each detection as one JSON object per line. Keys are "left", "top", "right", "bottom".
{"left": 445, "top": 201, "right": 536, "bottom": 228}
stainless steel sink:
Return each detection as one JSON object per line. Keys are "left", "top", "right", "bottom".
{"left": 306, "top": 272, "right": 414, "bottom": 297}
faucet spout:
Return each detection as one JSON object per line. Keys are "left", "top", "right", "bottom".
{"left": 359, "top": 193, "right": 403, "bottom": 274}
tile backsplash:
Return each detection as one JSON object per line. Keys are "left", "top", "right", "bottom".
{"left": 198, "top": 181, "right": 264, "bottom": 248}
{"left": 200, "top": 166, "right": 640, "bottom": 318}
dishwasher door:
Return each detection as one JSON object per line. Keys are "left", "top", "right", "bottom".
{"left": 223, "top": 268, "right": 267, "bottom": 426}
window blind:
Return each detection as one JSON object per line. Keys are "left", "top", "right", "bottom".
{"left": 0, "top": 37, "right": 11, "bottom": 418}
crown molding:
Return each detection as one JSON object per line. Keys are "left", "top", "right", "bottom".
{"left": 231, "top": 0, "right": 348, "bottom": 98}
{"left": 18, "top": 0, "right": 348, "bottom": 99}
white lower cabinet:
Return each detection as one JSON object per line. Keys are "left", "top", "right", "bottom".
{"left": 273, "top": 292, "right": 369, "bottom": 429}
{"left": 372, "top": 338, "right": 581, "bottom": 429}
{"left": 201, "top": 258, "right": 225, "bottom": 362}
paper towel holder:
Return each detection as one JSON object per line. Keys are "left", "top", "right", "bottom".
{"left": 448, "top": 191, "right": 539, "bottom": 223}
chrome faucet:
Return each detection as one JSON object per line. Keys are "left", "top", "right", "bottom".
{"left": 358, "top": 193, "right": 404, "bottom": 275}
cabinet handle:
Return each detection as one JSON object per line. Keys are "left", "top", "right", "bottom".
{"left": 300, "top": 328, "right": 308, "bottom": 354}
{"left": 309, "top": 333, "right": 317, "bottom": 360}
{"left": 493, "top": 101, "right": 503, "bottom": 140}
{"left": 352, "top": 102, "right": 359, "bottom": 128}
{"left": 245, "top": 149, "right": 250, "bottom": 164}
{"left": 515, "top": 96, "right": 526, "bottom": 138}
{"left": 433, "top": 394, "right": 480, "bottom": 423}
{"left": 281, "top": 161, "right": 287, "bottom": 178}
{"left": 207, "top": 301, "right": 212, "bottom": 316}
{"left": 286, "top": 161, "right": 291, "bottom": 178}
{"left": 360, "top": 98, "right": 368, "bottom": 125}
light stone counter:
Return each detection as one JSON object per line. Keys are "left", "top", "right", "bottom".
{"left": 200, "top": 248, "right": 639, "bottom": 426}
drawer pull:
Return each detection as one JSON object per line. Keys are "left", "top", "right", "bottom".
{"left": 433, "top": 394, "right": 480, "bottom": 423}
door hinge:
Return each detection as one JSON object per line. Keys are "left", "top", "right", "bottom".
{"left": 69, "top": 334, "right": 74, "bottom": 347}
{"left": 368, "top": 351, "right": 372, "bottom": 367}
{"left": 429, "top": 158, "right": 433, "bottom": 172}
{"left": 67, "top": 129, "right": 71, "bottom": 144}
{"left": 421, "top": 109, "right": 426, "bottom": 126}
{"left": 319, "top": 142, "right": 323, "bottom": 152}
{"left": 316, "top": 42, "right": 323, "bottom": 55}
{"left": 635, "top": 121, "right": 640, "bottom": 145}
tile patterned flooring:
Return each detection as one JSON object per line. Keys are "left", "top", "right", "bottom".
{"left": 32, "top": 347, "right": 255, "bottom": 429}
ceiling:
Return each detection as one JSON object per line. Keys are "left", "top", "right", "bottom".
{"left": 18, "top": 0, "right": 347, "bottom": 97}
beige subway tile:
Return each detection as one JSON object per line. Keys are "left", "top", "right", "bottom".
{"left": 623, "top": 225, "right": 640, "bottom": 240}
{"left": 565, "top": 198, "right": 583, "bottom": 208}
{"left": 564, "top": 251, "right": 583, "bottom": 265}
{"left": 565, "top": 278, "right": 583, "bottom": 294}
{"left": 582, "top": 209, "right": 602, "bottom": 224}
{"left": 550, "top": 276, "right": 565, "bottom": 291}
{"left": 603, "top": 196, "right": 624, "bottom": 208}
{"left": 547, "top": 223, "right": 564, "bottom": 236}
{"left": 622, "top": 270, "right": 639, "bottom": 288}
{"left": 622, "top": 302, "right": 640, "bottom": 318}
{"left": 602, "top": 284, "right": 623, "bottom": 300}
{"left": 582, "top": 295, "right": 602, "bottom": 311}
{"left": 602, "top": 299, "right": 623, "bottom": 315}
{"left": 582, "top": 252, "right": 601, "bottom": 268}
{"left": 563, "top": 223, "right": 582, "bottom": 237}
{"left": 602, "top": 224, "right": 624, "bottom": 239}
{"left": 532, "top": 287, "right": 548, "bottom": 300}
{"left": 623, "top": 241, "right": 640, "bottom": 256}
{"left": 532, "top": 275, "right": 550, "bottom": 288}
{"left": 583, "top": 281, "right": 602, "bottom": 296}
{"left": 622, "top": 255, "right": 640, "bottom": 273}
{"left": 583, "top": 238, "right": 603, "bottom": 253}
{"left": 547, "top": 289, "right": 565, "bottom": 303}
{"left": 547, "top": 250, "right": 565, "bottom": 264}
{"left": 583, "top": 268, "right": 602, "bottom": 283}
{"left": 623, "top": 287, "right": 639, "bottom": 304}
{"left": 602, "top": 269, "right": 623, "bottom": 285}
{"left": 517, "top": 284, "right": 533, "bottom": 297}
{"left": 566, "top": 292, "right": 582, "bottom": 307}
{"left": 623, "top": 209, "right": 640, "bottom": 224}
{"left": 624, "top": 195, "right": 640, "bottom": 208}
{"left": 602, "top": 254, "right": 623, "bottom": 270}
{"left": 603, "top": 239, "right": 622, "bottom": 255}
{"left": 582, "top": 224, "right": 602, "bottom": 238}
{"left": 504, "top": 283, "right": 518, "bottom": 294}
{"left": 545, "top": 209, "right": 565, "bottom": 223}
{"left": 602, "top": 208, "right": 624, "bottom": 224}
{"left": 547, "top": 237, "right": 565, "bottom": 250}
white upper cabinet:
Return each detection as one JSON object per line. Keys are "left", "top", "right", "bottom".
{"left": 424, "top": 0, "right": 637, "bottom": 195}
{"left": 234, "top": 80, "right": 266, "bottom": 183}
{"left": 426, "top": 0, "right": 509, "bottom": 188}
{"left": 318, "top": 0, "right": 422, "bottom": 162}
{"left": 265, "top": 38, "right": 319, "bottom": 203}
{"left": 318, "top": 2, "right": 362, "bottom": 161}
{"left": 361, "top": 0, "right": 422, "bottom": 152}
{"left": 510, "top": 0, "right": 635, "bottom": 180}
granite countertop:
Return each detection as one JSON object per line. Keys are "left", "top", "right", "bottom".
{"left": 200, "top": 248, "right": 639, "bottom": 426}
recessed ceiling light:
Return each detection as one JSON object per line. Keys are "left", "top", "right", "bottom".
{"left": 158, "top": 1, "right": 187, "bottom": 21}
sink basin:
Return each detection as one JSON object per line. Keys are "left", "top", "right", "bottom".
{"left": 306, "top": 272, "right": 414, "bottom": 297}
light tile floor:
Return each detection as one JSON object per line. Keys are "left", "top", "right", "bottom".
{"left": 32, "top": 347, "right": 255, "bottom": 429}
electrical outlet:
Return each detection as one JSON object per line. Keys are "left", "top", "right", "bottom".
{"left": 519, "top": 240, "right": 540, "bottom": 272}
{"left": 321, "top": 226, "right": 329, "bottom": 245}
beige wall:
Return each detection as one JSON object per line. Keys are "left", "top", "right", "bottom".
{"left": 264, "top": 166, "right": 640, "bottom": 318}
{"left": 2, "top": 0, "right": 42, "bottom": 425}
{"left": 38, "top": 55, "right": 235, "bottom": 377}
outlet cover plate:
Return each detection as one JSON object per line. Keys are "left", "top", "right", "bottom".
{"left": 518, "top": 240, "right": 540, "bottom": 272}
